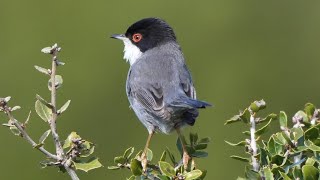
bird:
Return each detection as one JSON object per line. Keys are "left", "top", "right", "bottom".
{"left": 111, "top": 17, "right": 211, "bottom": 171}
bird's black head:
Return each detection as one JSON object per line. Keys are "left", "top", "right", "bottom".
{"left": 124, "top": 18, "right": 177, "bottom": 52}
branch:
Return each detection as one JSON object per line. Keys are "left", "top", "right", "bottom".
{"left": 0, "top": 102, "right": 57, "bottom": 160}
{"left": 249, "top": 109, "right": 259, "bottom": 172}
{"left": 48, "top": 45, "right": 79, "bottom": 180}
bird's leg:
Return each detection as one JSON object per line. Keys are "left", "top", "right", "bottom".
{"left": 141, "top": 131, "right": 154, "bottom": 172}
{"left": 176, "top": 128, "right": 191, "bottom": 169}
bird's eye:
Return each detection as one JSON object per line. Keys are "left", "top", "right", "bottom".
{"left": 132, "top": 33, "right": 142, "bottom": 43}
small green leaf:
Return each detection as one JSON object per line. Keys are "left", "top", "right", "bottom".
{"left": 107, "top": 166, "right": 120, "bottom": 170}
{"left": 305, "top": 158, "right": 316, "bottom": 166}
{"left": 11, "top": 106, "right": 21, "bottom": 111}
{"left": 260, "top": 148, "right": 269, "bottom": 166}
{"left": 36, "top": 94, "right": 53, "bottom": 109}
{"left": 114, "top": 156, "right": 126, "bottom": 164}
{"left": 239, "top": 108, "right": 250, "bottom": 124}
{"left": 225, "top": 115, "right": 241, "bottom": 125}
{"left": 305, "top": 103, "right": 316, "bottom": 118}
{"left": 184, "top": 169, "right": 202, "bottom": 180}
{"left": 157, "top": 175, "right": 170, "bottom": 180}
{"left": 73, "top": 157, "right": 103, "bottom": 172}
{"left": 230, "top": 155, "right": 249, "bottom": 162}
{"left": 302, "top": 165, "right": 319, "bottom": 180}
{"left": 279, "top": 111, "right": 288, "bottom": 129}
{"left": 146, "top": 148, "right": 153, "bottom": 161}
{"left": 24, "top": 111, "right": 32, "bottom": 126}
{"left": 80, "top": 141, "right": 95, "bottom": 157}
{"left": 225, "top": 140, "right": 247, "bottom": 147}
{"left": 245, "top": 166, "right": 261, "bottom": 179}
{"left": 279, "top": 171, "right": 291, "bottom": 180}
{"left": 123, "top": 147, "right": 134, "bottom": 160}
{"left": 305, "top": 127, "right": 319, "bottom": 141}
{"left": 257, "top": 113, "right": 277, "bottom": 124}
{"left": 305, "top": 140, "right": 320, "bottom": 152}
{"left": 159, "top": 161, "right": 175, "bottom": 177}
{"left": 189, "top": 132, "right": 198, "bottom": 145}
{"left": 263, "top": 167, "right": 274, "bottom": 180}
{"left": 39, "top": 129, "right": 51, "bottom": 144}
{"left": 35, "top": 100, "right": 52, "bottom": 122}
{"left": 34, "top": 65, "right": 50, "bottom": 75}
{"left": 291, "top": 127, "right": 304, "bottom": 142}
{"left": 160, "top": 151, "right": 166, "bottom": 161}
{"left": 255, "top": 117, "right": 273, "bottom": 136}
{"left": 58, "top": 100, "right": 71, "bottom": 114}
{"left": 48, "top": 75, "right": 63, "bottom": 90}
{"left": 130, "top": 159, "right": 142, "bottom": 176}
{"left": 176, "top": 137, "right": 183, "bottom": 156}
{"left": 294, "top": 111, "right": 308, "bottom": 123}
{"left": 198, "top": 137, "right": 210, "bottom": 144}
{"left": 192, "top": 151, "right": 208, "bottom": 158}
{"left": 63, "top": 132, "right": 81, "bottom": 149}
{"left": 165, "top": 148, "right": 176, "bottom": 164}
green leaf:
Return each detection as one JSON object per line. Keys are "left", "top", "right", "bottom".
{"left": 157, "top": 175, "right": 170, "bottom": 180}
{"left": 184, "top": 169, "right": 202, "bottom": 180}
{"left": 58, "top": 100, "right": 71, "bottom": 114}
{"left": 159, "top": 161, "right": 175, "bottom": 177}
{"left": 230, "top": 155, "right": 250, "bottom": 162}
{"left": 305, "top": 127, "right": 319, "bottom": 141}
{"left": 279, "top": 111, "right": 288, "bottom": 130}
{"left": 305, "top": 158, "right": 316, "bottom": 166}
{"left": 36, "top": 94, "right": 53, "bottom": 109}
{"left": 198, "top": 137, "right": 210, "bottom": 144}
{"left": 123, "top": 147, "right": 134, "bottom": 160}
{"left": 35, "top": 100, "right": 52, "bottom": 122}
{"left": 260, "top": 148, "right": 269, "bottom": 166}
{"left": 165, "top": 148, "right": 176, "bottom": 165}
{"left": 146, "top": 148, "right": 153, "bottom": 161}
{"left": 225, "top": 115, "right": 241, "bottom": 125}
{"left": 305, "top": 140, "right": 320, "bottom": 151}
{"left": 302, "top": 165, "right": 319, "bottom": 180}
{"left": 305, "top": 103, "right": 316, "bottom": 118}
{"left": 107, "top": 166, "right": 120, "bottom": 170}
{"left": 268, "top": 136, "right": 283, "bottom": 156}
{"left": 291, "top": 127, "right": 304, "bottom": 143}
{"left": 11, "top": 106, "right": 21, "bottom": 111}
{"left": 263, "top": 167, "right": 274, "bottom": 180}
{"left": 39, "top": 129, "right": 51, "bottom": 144}
{"left": 195, "top": 143, "right": 208, "bottom": 150}
{"left": 239, "top": 108, "right": 250, "bottom": 124}
{"left": 225, "top": 140, "right": 247, "bottom": 147}
{"left": 34, "top": 65, "right": 50, "bottom": 75}
{"left": 48, "top": 75, "right": 63, "bottom": 90}
{"left": 80, "top": 141, "right": 95, "bottom": 157}
{"left": 160, "top": 151, "right": 166, "bottom": 161}
{"left": 63, "top": 132, "right": 81, "bottom": 149}
{"left": 255, "top": 117, "right": 273, "bottom": 136}
{"left": 189, "top": 132, "right": 198, "bottom": 145}
{"left": 73, "top": 157, "right": 102, "bottom": 172}
{"left": 294, "top": 110, "right": 308, "bottom": 123}
{"left": 176, "top": 137, "right": 183, "bottom": 156}
{"left": 130, "top": 159, "right": 142, "bottom": 176}
{"left": 279, "top": 171, "right": 291, "bottom": 180}
{"left": 292, "top": 166, "right": 303, "bottom": 179}
{"left": 114, "top": 156, "right": 126, "bottom": 164}
{"left": 257, "top": 113, "right": 277, "bottom": 124}
{"left": 245, "top": 166, "right": 261, "bottom": 179}
{"left": 192, "top": 151, "right": 208, "bottom": 158}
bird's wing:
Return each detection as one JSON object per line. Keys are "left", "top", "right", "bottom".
{"left": 128, "top": 82, "right": 170, "bottom": 120}
{"left": 179, "top": 64, "right": 196, "bottom": 99}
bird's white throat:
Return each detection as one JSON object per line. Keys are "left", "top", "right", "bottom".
{"left": 122, "top": 38, "right": 142, "bottom": 65}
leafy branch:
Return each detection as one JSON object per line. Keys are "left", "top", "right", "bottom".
{"left": 0, "top": 43, "right": 102, "bottom": 180}
{"left": 108, "top": 133, "right": 210, "bottom": 180}
{"left": 225, "top": 100, "right": 320, "bottom": 179}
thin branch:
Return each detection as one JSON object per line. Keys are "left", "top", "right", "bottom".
{"left": 249, "top": 109, "right": 259, "bottom": 172}
{"left": 48, "top": 45, "right": 79, "bottom": 180}
{"left": 49, "top": 48, "right": 64, "bottom": 160}
{"left": 2, "top": 106, "right": 57, "bottom": 160}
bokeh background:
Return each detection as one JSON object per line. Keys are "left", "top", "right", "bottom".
{"left": 1, "top": 0, "right": 320, "bottom": 179}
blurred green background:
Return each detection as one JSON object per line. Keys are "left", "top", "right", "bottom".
{"left": 1, "top": 0, "right": 320, "bottom": 179}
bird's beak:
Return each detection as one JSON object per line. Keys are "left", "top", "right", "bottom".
{"left": 110, "top": 34, "right": 126, "bottom": 40}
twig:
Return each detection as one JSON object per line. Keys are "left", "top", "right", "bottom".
{"left": 2, "top": 105, "right": 57, "bottom": 160}
{"left": 49, "top": 45, "right": 79, "bottom": 180}
{"left": 249, "top": 109, "right": 259, "bottom": 172}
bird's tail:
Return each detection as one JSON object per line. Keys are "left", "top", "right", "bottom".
{"left": 170, "top": 96, "right": 212, "bottom": 109}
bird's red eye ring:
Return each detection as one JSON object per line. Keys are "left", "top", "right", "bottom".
{"left": 132, "top": 33, "right": 142, "bottom": 43}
